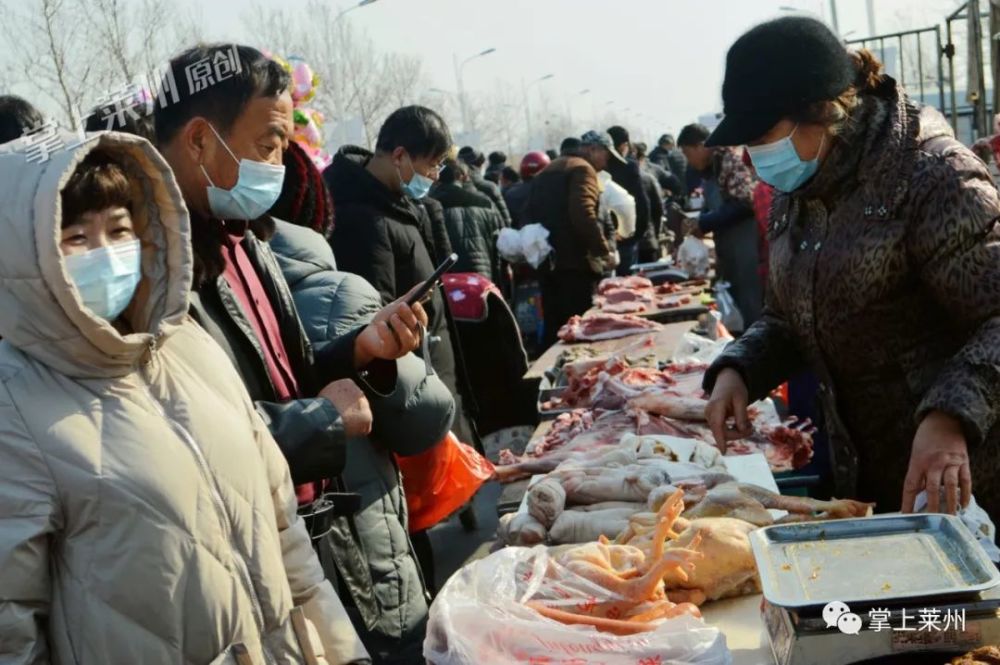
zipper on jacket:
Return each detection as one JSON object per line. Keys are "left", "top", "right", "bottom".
{"left": 138, "top": 345, "right": 276, "bottom": 665}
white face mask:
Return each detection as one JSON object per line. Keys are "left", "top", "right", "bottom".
{"left": 64, "top": 240, "right": 142, "bottom": 320}
{"left": 200, "top": 123, "right": 286, "bottom": 220}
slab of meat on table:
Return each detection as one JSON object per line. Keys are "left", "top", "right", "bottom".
{"left": 657, "top": 294, "right": 693, "bottom": 309}
{"left": 659, "top": 475, "right": 875, "bottom": 527}
{"left": 598, "top": 287, "right": 655, "bottom": 305}
{"left": 598, "top": 300, "right": 649, "bottom": 314}
{"left": 597, "top": 275, "right": 653, "bottom": 294}
{"left": 495, "top": 409, "right": 696, "bottom": 482}
{"left": 656, "top": 279, "right": 709, "bottom": 295}
{"left": 549, "top": 361, "right": 674, "bottom": 411}
{"left": 558, "top": 313, "right": 663, "bottom": 343}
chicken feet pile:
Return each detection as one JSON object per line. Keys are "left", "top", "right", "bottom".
{"left": 529, "top": 489, "right": 704, "bottom": 635}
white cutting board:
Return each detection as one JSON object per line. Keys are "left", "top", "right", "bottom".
{"left": 516, "top": 452, "right": 780, "bottom": 516}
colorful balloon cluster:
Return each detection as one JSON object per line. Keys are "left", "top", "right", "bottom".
{"left": 267, "top": 52, "right": 332, "bottom": 170}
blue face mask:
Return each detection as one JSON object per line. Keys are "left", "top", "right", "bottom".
{"left": 201, "top": 124, "right": 286, "bottom": 220}
{"left": 397, "top": 154, "right": 434, "bottom": 199}
{"left": 746, "top": 125, "right": 825, "bottom": 193}
{"left": 64, "top": 239, "right": 142, "bottom": 321}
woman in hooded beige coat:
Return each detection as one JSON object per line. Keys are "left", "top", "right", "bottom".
{"left": 0, "top": 132, "right": 369, "bottom": 664}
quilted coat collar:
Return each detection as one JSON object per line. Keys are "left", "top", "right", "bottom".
{"left": 0, "top": 132, "right": 193, "bottom": 378}
{"left": 793, "top": 77, "right": 925, "bottom": 219}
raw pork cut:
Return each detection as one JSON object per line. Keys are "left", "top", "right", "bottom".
{"left": 558, "top": 314, "right": 662, "bottom": 342}
{"left": 597, "top": 275, "right": 653, "bottom": 294}
{"left": 600, "top": 300, "right": 649, "bottom": 314}
{"left": 657, "top": 294, "right": 693, "bottom": 309}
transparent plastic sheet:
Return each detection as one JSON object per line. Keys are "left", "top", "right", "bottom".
{"left": 672, "top": 331, "right": 734, "bottom": 366}
{"left": 712, "top": 282, "right": 744, "bottom": 334}
{"left": 678, "top": 235, "right": 710, "bottom": 278}
{"left": 425, "top": 546, "right": 731, "bottom": 665}
{"left": 914, "top": 492, "right": 1000, "bottom": 563}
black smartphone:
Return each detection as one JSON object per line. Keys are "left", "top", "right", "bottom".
{"left": 406, "top": 253, "right": 458, "bottom": 306}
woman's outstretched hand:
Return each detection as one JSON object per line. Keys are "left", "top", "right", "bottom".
{"left": 705, "top": 368, "right": 753, "bottom": 451}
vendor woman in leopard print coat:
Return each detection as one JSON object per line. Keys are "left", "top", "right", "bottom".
{"left": 701, "top": 17, "right": 1000, "bottom": 523}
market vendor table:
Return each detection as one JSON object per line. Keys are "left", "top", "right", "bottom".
{"left": 522, "top": 320, "right": 697, "bottom": 381}
{"left": 703, "top": 594, "right": 772, "bottom": 665}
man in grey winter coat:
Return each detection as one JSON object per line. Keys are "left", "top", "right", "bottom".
{"left": 271, "top": 222, "right": 454, "bottom": 665}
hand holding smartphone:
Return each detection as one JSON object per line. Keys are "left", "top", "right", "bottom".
{"left": 406, "top": 253, "right": 458, "bottom": 306}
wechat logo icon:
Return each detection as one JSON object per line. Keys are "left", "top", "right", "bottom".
{"left": 823, "top": 601, "right": 863, "bottom": 635}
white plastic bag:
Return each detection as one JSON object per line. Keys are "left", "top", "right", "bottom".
{"left": 521, "top": 223, "right": 554, "bottom": 269}
{"left": 598, "top": 171, "right": 636, "bottom": 239}
{"left": 678, "top": 235, "right": 710, "bottom": 278}
{"left": 914, "top": 492, "right": 1000, "bottom": 563}
{"left": 496, "top": 224, "right": 554, "bottom": 269}
{"left": 425, "top": 546, "right": 731, "bottom": 665}
{"left": 672, "top": 331, "right": 734, "bottom": 366}
{"left": 713, "top": 281, "right": 745, "bottom": 334}
{"left": 497, "top": 227, "right": 524, "bottom": 263}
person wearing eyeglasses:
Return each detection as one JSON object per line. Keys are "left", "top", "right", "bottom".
{"left": 325, "top": 106, "right": 473, "bottom": 444}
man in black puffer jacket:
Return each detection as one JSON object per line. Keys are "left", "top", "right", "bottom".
{"left": 324, "top": 106, "right": 473, "bottom": 446}
{"left": 458, "top": 145, "right": 513, "bottom": 228}
{"left": 430, "top": 158, "right": 504, "bottom": 283}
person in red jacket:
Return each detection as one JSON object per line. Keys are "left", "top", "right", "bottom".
{"left": 742, "top": 148, "right": 774, "bottom": 283}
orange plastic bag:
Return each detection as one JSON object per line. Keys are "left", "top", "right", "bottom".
{"left": 395, "top": 432, "right": 495, "bottom": 533}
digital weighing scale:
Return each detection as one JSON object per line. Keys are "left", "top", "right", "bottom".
{"left": 751, "top": 514, "right": 1000, "bottom": 665}
{"left": 762, "top": 589, "right": 1000, "bottom": 665}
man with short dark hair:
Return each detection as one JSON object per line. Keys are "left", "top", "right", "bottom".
{"left": 678, "top": 122, "right": 762, "bottom": 328}
{"left": 458, "top": 145, "right": 512, "bottom": 227}
{"left": 650, "top": 133, "right": 688, "bottom": 185}
{"left": 527, "top": 130, "right": 616, "bottom": 346}
{"left": 154, "top": 43, "right": 387, "bottom": 663}
{"left": 430, "top": 158, "right": 504, "bottom": 282}
{"left": 0, "top": 95, "right": 43, "bottom": 144}
{"left": 155, "top": 44, "right": 436, "bottom": 664}
{"left": 499, "top": 166, "right": 520, "bottom": 189}
{"left": 559, "top": 136, "right": 582, "bottom": 156}
{"left": 605, "top": 124, "right": 650, "bottom": 275}
{"left": 325, "top": 106, "right": 473, "bottom": 449}
{"left": 484, "top": 150, "right": 506, "bottom": 184}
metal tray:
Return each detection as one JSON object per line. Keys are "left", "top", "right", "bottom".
{"left": 537, "top": 386, "right": 573, "bottom": 420}
{"left": 750, "top": 513, "right": 1000, "bottom": 610}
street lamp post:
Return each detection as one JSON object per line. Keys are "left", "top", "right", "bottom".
{"left": 330, "top": 0, "right": 379, "bottom": 148}
{"left": 568, "top": 89, "right": 590, "bottom": 127}
{"left": 454, "top": 47, "right": 497, "bottom": 134}
{"left": 523, "top": 73, "right": 554, "bottom": 150}
{"left": 333, "top": 0, "right": 378, "bottom": 27}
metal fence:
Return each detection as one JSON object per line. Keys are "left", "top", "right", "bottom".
{"left": 845, "top": 2, "right": 995, "bottom": 144}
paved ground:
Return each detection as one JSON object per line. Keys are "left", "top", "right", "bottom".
{"left": 426, "top": 480, "right": 502, "bottom": 591}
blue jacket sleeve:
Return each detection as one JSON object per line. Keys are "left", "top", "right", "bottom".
{"left": 698, "top": 199, "right": 752, "bottom": 234}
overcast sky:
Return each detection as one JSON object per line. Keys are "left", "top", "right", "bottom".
{"left": 190, "top": 0, "right": 960, "bottom": 143}
{"left": 0, "top": 0, "right": 963, "bottom": 148}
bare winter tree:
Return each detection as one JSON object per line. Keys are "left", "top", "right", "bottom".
{"left": 0, "top": 0, "right": 100, "bottom": 125}
{"left": 0, "top": 0, "right": 206, "bottom": 126}
{"left": 82, "top": 0, "right": 204, "bottom": 101}
{"left": 383, "top": 53, "right": 427, "bottom": 110}
{"left": 466, "top": 84, "right": 524, "bottom": 156}
{"left": 242, "top": 0, "right": 423, "bottom": 148}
